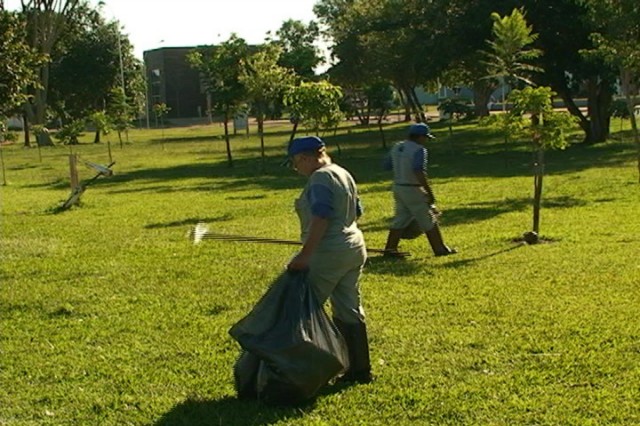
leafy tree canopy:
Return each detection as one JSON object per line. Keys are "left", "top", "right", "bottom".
{"left": 0, "top": 10, "right": 43, "bottom": 119}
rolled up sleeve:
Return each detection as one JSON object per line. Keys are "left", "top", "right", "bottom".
{"left": 307, "top": 183, "right": 333, "bottom": 218}
{"left": 412, "top": 148, "right": 428, "bottom": 172}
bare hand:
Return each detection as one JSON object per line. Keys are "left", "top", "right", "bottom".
{"left": 287, "top": 253, "right": 310, "bottom": 271}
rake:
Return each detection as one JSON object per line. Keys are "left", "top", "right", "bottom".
{"left": 189, "top": 223, "right": 410, "bottom": 257}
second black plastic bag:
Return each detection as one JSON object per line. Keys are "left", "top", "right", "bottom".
{"left": 229, "top": 270, "right": 349, "bottom": 406}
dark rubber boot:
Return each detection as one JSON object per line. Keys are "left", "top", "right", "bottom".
{"left": 384, "top": 228, "right": 404, "bottom": 257}
{"left": 425, "top": 223, "right": 456, "bottom": 256}
{"left": 333, "top": 318, "right": 372, "bottom": 384}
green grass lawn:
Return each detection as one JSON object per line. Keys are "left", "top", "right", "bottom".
{"left": 1, "top": 120, "right": 639, "bottom": 425}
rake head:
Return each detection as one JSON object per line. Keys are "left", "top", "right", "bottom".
{"left": 191, "top": 222, "right": 209, "bottom": 244}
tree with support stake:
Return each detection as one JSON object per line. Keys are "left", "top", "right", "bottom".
{"left": 56, "top": 157, "right": 115, "bottom": 212}
{"left": 485, "top": 86, "right": 577, "bottom": 244}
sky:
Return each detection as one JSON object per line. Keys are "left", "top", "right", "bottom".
{"left": 5, "top": 0, "right": 322, "bottom": 59}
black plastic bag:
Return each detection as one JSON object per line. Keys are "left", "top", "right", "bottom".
{"left": 233, "top": 351, "right": 260, "bottom": 400}
{"left": 230, "top": 270, "right": 348, "bottom": 405}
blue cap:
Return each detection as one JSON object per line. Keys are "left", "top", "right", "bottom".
{"left": 287, "top": 136, "right": 325, "bottom": 157}
{"left": 408, "top": 123, "right": 435, "bottom": 138}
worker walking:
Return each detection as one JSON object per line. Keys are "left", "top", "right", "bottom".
{"left": 287, "top": 136, "right": 372, "bottom": 384}
{"left": 383, "top": 123, "right": 456, "bottom": 257}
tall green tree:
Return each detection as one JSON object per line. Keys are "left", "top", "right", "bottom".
{"left": 188, "top": 34, "right": 249, "bottom": 167}
{"left": 580, "top": 0, "right": 640, "bottom": 182}
{"left": 0, "top": 9, "right": 43, "bottom": 124}
{"left": 20, "top": 0, "right": 81, "bottom": 146}
{"left": 365, "top": 81, "right": 395, "bottom": 148}
{"left": 271, "top": 19, "right": 322, "bottom": 80}
{"left": 435, "top": 0, "right": 513, "bottom": 117}
{"left": 315, "top": 0, "right": 483, "bottom": 122}
{"left": 315, "top": 0, "right": 620, "bottom": 143}
{"left": 283, "top": 81, "right": 344, "bottom": 146}
{"left": 516, "top": 0, "right": 617, "bottom": 144}
{"left": 48, "top": 8, "right": 143, "bottom": 143}
{"left": 106, "top": 86, "right": 136, "bottom": 147}
{"left": 0, "top": 8, "right": 43, "bottom": 184}
{"left": 240, "top": 44, "right": 296, "bottom": 172}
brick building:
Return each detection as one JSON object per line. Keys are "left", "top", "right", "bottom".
{"left": 143, "top": 47, "right": 208, "bottom": 120}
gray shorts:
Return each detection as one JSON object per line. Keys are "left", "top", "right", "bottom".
{"left": 390, "top": 185, "right": 437, "bottom": 232}
{"left": 307, "top": 245, "right": 367, "bottom": 325}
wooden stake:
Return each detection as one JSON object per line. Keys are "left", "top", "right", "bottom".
{"left": 69, "top": 154, "right": 79, "bottom": 191}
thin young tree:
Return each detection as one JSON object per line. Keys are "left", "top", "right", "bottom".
{"left": 283, "top": 81, "right": 344, "bottom": 146}
{"left": 482, "top": 10, "right": 577, "bottom": 243}
{"left": 188, "top": 35, "right": 249, "bottom": 167}
{"left": 484, "top": 8, "right": 542, "bottom": 89}
{"left": 240, "top": 44, "right": 295, "bottom": 172}
{"left": 483, "top": 8, "right": 543, "bottom": 159}
{"left": 505, "top": 87, "right": 577, "bottom": 242}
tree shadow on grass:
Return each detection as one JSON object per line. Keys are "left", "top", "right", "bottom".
{"left": 360, "top": 196, "right": 587, "bottom": 232}
{"left": 338, "top": 129, "right": 635, "bottom": 181}
{"left": 154, "top": 396, "right": 310, "bottom": 426}
{"left": 359, "top": 217, "right": 392, "bottom": 234}
{"left": 150, "top": 134, "right": 223, "bottom": 144}
{"left": 365, "top": 255, "right": 427, "bottom": 277}
{"left": 441, "top": 244, "right": 525, "bottom": 269}
{"left": 144, "top": 215, "right": 233, "bottom": 229}
{"left": 98, "top": 158, "right": 303, "bottom": 194}
{"left": 440, "top": 196, "right": 587, "bottom": 227}
{"left": 440, "top": 200, "right": 529, "bottom": 227}
{"left": 71, "top": 126, "right": 636, "bottom": 196}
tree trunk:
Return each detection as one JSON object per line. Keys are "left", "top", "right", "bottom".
{"left": 93, "top": 129, "right": 100, "bottom": 144}
{"left": 334, "top": 131, "right": 342, "bottom": 156}
{"left": 408, "top": 87, "right": 426, "bottom": 122}
{"left": 555, "top": 83, "right": 590, "bottom": 138}
{"left": 36, "top": 64, "right": 50, "bottom": 124}
{"left": 258, "top": 116, "right": 265, "bottom": 173}
{"left": 550, "top": 72, "right": 613, "bottom": 145}
{"left": 472, "top": 80, "right": 493, "bottom": 117}
{"left": 378, "top": 114, "right": 387, "bottom": 149}
{"left": 23, "top": 112, "right": 30, "bottom": 148}
{"left": 635, "top": 115, "right": 640, "bottom": 184}
{"left": 223, "top": 113, "right": 233, "bottom": 167}
{"left": 21, "top": 2, "right": 76, "bottom": 144}
{"left": 107, "top": 139, "right": 113, "bottom": 163}
{"left": 621, "top": 69, "right": 640, "bottom": 183}
{"left": 532, "top": 147, "right": 544, "bottom": 234}
{"left": 396, "top": 87, "right": 412, "bottom": 122}
{"left": 0, "top": 145, "right": 7, "bottom": 186}
{"left": 288, "top": 121, "right": 298, "bottom": 144}
{"left": 354, "top": 107, "right": 368, "bottom": 126}
{"left": 584, "top": 77, "right": 612, "bottom": 144}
